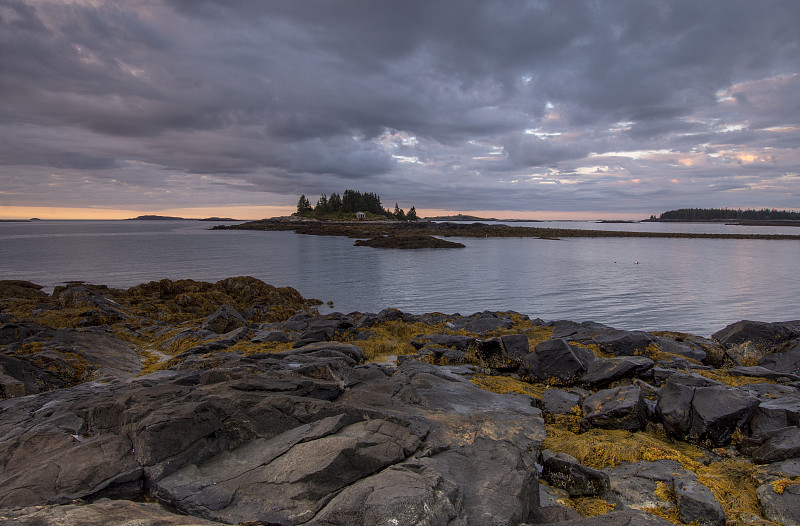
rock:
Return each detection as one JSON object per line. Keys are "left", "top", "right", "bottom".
{"left": 202, "top": 304, "right": 246, "bottom": 334}
{"left": 533, "top": 509, "right": 677, "bottom": 525}
{"left": 756, "top": 481, "right": 800, "bottom": 526}
{"left": 0, "top": 499, "right": 225, "bottom": 525}
{"left": 673, "top": 475, "right": 725, "bottom": 526}
{"left": 251, "top": 329, "right": 289, "bottom": 343}
{"left": 552, "top": 321, "right": 657, "bottom": 357}
{"left": 354, "top": 234, "right": 466, "bottom": 249}
{"left": 729, "top": 365, "right": 800, "bottom": 382}
{"left": 474, "top": 334, "right": 529, "bottom": 371}
{"left": 521, "top": 339, "right": 594, "bottom": 385}
{"left": 753, "top": 427, "right": 800, "bottom": 464}
{"left": 606, "top": 460, "right": 724, "bottom": 526}
{"left": 749, "top": 395, "right": 800, "bottom": 440}
{"left": 449, "top": 312, "right": 514, "bottom": 334}
{"left": 713, "top": 320, "right": 800, "bottom": 365}
{"left": 652, "top": 336, "right": 707, "bottom": 362}
{"left": 581, "top": 385, "right": 646, "bottom": 431}
{"left": 541, "top": 451, "right": 610, "bottom": 497}
{"left": 759, "top": 342, "right": 800, "bottom": 375}
{"left": 0, "top": 352, "right": 545, "bottom": 525}
{"left": 579, "top": 356, "right": 654, "bottom": 387}
{"left": 0, "top": 280, "right": 47, "bottom": 299}
{"left": 657, "top": 376, "right": 759, "bottom": 446}
{"left": 542, "top": 388, "right": 582, "bottom": 415}
{"left": 410, "top": 334, "right": 475, "bottom": 351}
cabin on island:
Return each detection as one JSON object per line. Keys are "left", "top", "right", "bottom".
{"left": 355, "top": 211, "right": 366, "bottom": 219}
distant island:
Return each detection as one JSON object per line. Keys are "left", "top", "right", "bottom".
{"left": 648, "top": 207, "right": 800, "bottom": 223}
{"left": 295, "top": 189, "right": 418, "bottom": 221}
{"left": 127, "top": 215, "right": 238, "bottom": 221}
{"left": 425, "top": 213, "right": 497, "bottom": 221}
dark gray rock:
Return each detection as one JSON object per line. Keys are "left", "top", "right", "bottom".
{"left": 713, "top": 320, "right": 800, "bottom": 365}
{"left": 753, "top": 427, "right": 800, "bottom": 464}
{"left": 582, "top": 385, "right": 646, "bottom": 431}
{"left": 657, "top": 376, "right": 759, "bottom": 446}
{"left": 202, "top": 304, "right": 246, "bottom": 334}
{"left": 759, "top": 343, "right": 800, "bottom": 376}
{"left": 0, "top": 350, "right": 545, "bottom": 526}
{"left": 652, "top": 336, "right": 707, "bottom": 362}
{"left": 756, "top": 481, "right": 800, "bottom": 526}
{"left": 450, "top": 312, "right": 514, "bottom": 334}
{"left": 0, "top": 499, "right": 225, "bottom": 525}
{"left": 605, "top": 459, "right": 724, "bottom": 526}
{"left": 474, "top": 334, "right": 529, "bottom": 371}
{"left": 521, "top": 339, "right": 594, "bottom": 385}
{"left": 729, "top": 365, "right": 800, "bottom": 382}
{"left": 541, "top": 451, "right": 610, "bottom": 497}
{"left": 530, "top": 509, "right": 676, "bottom": 525}
{"left": 251, "top": 329, "right": 289, "bottom": 343}
{"left": 579, "top": 356, "right": 654, "bottom": 387}
{"left": 410, "top": 333, "right": 475, "bottom": 351}
{"left": 542, "top": 388, "right": 582, "bottom": 415}
{"left": 750, "top": 395, "right": 800, "bottom": 440}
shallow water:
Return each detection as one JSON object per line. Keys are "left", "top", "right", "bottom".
{"left": 2, "top": 219, "right": 798, "bottom": 336}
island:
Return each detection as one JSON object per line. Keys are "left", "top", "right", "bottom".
{"left": 214, "top": 217, "right": 800, "bottom": 242}
{"left": 1, "top": 277, "right": 799, "bottom": 525}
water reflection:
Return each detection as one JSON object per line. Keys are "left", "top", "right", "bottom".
{"left": 1, "top": 220, "right": 798, "bottom": 336}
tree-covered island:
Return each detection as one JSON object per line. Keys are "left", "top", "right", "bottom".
{"left": 295, "top": 189, "right": 417, "bottom": 221}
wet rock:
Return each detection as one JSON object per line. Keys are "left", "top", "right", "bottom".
{"left": 450, "top": 312, "right": 514, "bottom": 334}
{"left": 542, "top": 388, "right": 582, "bottom": 415}
{"left": 552, "top": 321, "right": 656, "bottom": 357}
{"left": 749, "top": 395, "right": 800, "bottom": 440}
{"left": 410, "top": 334, "right": 475, "bottom": 351}
{"left": 753, "top": 427, "right": 800, "bottom": 464}
{"left": 251, "top": 329, "right": 289, "bottom": 343}
{"left": 652, "top": 336, "right": 707, "bottom": 362}
{"left": 541, "top": 451, "right": 610, "bottom": 497}
{"left": 474, "top": 334, "right": 529, "bottom": 371}
{"left": 521, "top": 339, "right": 594, "bottom": 385}
{"left": 0, "top": 499, "right": 225, "bottom": 525}
{"left": 606, "top": 460, "right": 724, "bottom": 526}
{"left": 756, "top": 481, "right": 800, "bottom": 526}
{"left": 581, "top": 385, "right": 646, "bottom": 431}
{"left": 202, "top": 304, "right": 246, "bottom": 334}
{"left": 759, "top": 342, "right": 800, "bottom": 375}
{"left": 713, "top": 320, "right": 800, "bottom": 365}
{"left": 579, "top": 356, "right": 654, "bottom": 387}
{"left": 729, "top": 365, "right": 800, "bottom": 382}
{"left": 657, "top": 375, "right": 759, "bottom": 446}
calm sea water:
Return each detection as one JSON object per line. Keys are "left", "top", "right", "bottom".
{"left": 2, "top": 219, "right": 799, "bottom": 336}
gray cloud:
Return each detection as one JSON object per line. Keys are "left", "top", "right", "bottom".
{"left": 1, "top": 0, "right": 799, "bottom": 215}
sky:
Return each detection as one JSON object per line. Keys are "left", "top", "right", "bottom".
{"left": 1, "top": 0, "right": 799, "bottom": 220}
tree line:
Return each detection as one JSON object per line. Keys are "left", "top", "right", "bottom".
{"left": 651, "top": 208, "right": 800, "bottom": 221}
{"left": 296, "top": 189, "right": 418, "bottom": 221}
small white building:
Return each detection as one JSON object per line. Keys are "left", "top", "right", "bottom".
{"left": 355, "top": 211, "right": 366, "bottom": 219}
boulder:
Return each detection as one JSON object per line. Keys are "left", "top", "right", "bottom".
{"left": 521, "top": 339, "right": 594, "bottom": 385}
{"left": 410, "top": 334, "right": 475, "bottom": 351}
{"left": 542, "top": 388, "right": 582, "bottom": 415}
{"left": 202, "top": 305, "right": 246, "bottom": 334}
{"left": 449, "top": 312, "right": 514, "bottom": 334}
{"left": 0, "top": 499, "right": 224, "bottom": 525}
{"left": 251, "top": 330, "right": 289, "bottom": 343}
{"left": 749, "top": 395, "right": 800, "bottom": 440}
{"left": 606, "top": 460, "right": 724, "bottom": 526}
{"left": 581, "top": 385, "right": 646, "bottom": 432}
{"left": 657, "top": 376, "right": 759, "bottom": 446}
{"left": 474, "top": 334, "right": 529, "bottom": 371}
{"left": 713, "top": 320, "right": 799, "bottom": 365}
{"left": 552, "top": 321, "right": 657, "bottom": 357}
{"left": 753, "top": 427, "right": 800, "bottom": 464}
{"left": 756, "top": 481, "right": 800, "bottom": 526}
{"left": 653, "top": 336, "right": 707, "bottom": 362}
{"left": 579, "top": 356, "right": 654, "bottom": 387}
{"left": 541, "top": 451, "right": 610, "bottom": 497}
{"left": 759, "top": 342, "right": 800, "bottom": 375}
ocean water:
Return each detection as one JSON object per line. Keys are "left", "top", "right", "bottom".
{"left": 2, "top": 219, "right": 799, "bottom": 336}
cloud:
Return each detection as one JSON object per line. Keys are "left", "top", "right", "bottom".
{"left": 1, "top": 0, "right": 799, "bottom": 215}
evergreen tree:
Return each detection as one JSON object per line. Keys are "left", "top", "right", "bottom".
{"left": 393, "top": 203, "right": 405, "bottom": 220}
{"left": 407, "top": 206, "right": 418, "bottom": 221}
{"left": 296, "top": 195, "right": 312, "bottom": 215}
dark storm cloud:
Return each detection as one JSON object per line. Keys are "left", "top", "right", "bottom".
{"left": 1, "top": 0, "right": 799, "bottom": 214}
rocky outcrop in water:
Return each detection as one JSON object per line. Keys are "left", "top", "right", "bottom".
{"left": 1, "top": 278, "right": 800, "bottom": 525}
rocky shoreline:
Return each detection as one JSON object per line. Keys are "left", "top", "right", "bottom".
{"left": 1, "top": 278, "right": 800, "bottom": 525}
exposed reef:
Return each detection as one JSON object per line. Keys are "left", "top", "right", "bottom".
{"left": 213, "top": 217, "right": 800, "bottom": 241}
{"left": 2, "top": 278, "right": 800, "bottom": 525}
{"left": 354, "top": 234, "right": 466, "bottom": 249}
